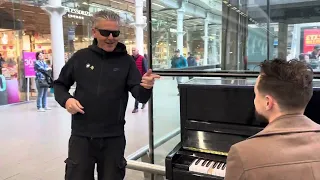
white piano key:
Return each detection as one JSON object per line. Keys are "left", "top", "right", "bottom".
{"left": 195, "top": 160, "right": 205, "bottom": 173}
{"left": 211, "top": 162, "right": 219, "bottom": 176}
{"left": 216, "top": 162, "right": 223, "bottom": 177}
{"left": 189, "top": 159, "right": 199, "bottom": 172}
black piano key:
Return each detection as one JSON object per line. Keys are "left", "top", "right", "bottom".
{"left": 217, "top": 162, "right": 223, "bottom": 169}
{"left": 212, "top": 162, "right": 218, "bottom": 168}
{"left": 222, "top": 163, "right": 227, "bottom": 170}
{"left": 195, "top": 159, "right": 201, "bottom": 165}
{"left": 206, "top": 161, "right": 212, "bottom": 167}
{"left": 202, "top": 160, "right": 208, "bottom": 166}
{"left": 189, "top": 159, "right": 197, "bottom": 167}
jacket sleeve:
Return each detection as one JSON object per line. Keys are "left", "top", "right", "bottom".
{"left": 127, "top": 58, "right": 152, "bottom": 103}
{"left": 53, "top": 54, "right": 76, "bottom": 108}
{"left": 225, "top": 145, "right": 246, "bottom": 180}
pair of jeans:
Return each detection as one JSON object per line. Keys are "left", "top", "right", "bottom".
{"left": 65, "top": 135, "right": 127, "bottom": 180}
{"left": 36, "top": 80, "right": 48, "bottom": 109}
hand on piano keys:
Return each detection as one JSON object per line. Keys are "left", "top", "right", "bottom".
{"left": 189, "top": 158, "right": 226, "bottom": 177}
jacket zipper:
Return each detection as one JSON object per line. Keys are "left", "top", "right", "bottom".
{"left": 97, "top": 56, "right": 104, "bottom": 96}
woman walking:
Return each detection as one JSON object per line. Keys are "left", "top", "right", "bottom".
{"left": 34, "top": 52, "right": 51, "bottom": 112}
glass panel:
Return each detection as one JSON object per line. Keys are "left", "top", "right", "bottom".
{"left": 153, "top": 76, "right": 184, "bottom": 165}
{"left": 268, "top": 0, "right": 320, "bottom": 71}
{"left": 150, "top": 0, "right": 272, "bottom": 72}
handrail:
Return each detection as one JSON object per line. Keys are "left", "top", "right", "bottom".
{"left": 151, "top": 70, "right": 320, "bottom": 79}
{"left": 127, "top": 128, "right": 180, "bottom": 160}
{"left": 126, "top": 160, "right": 166, "bottom": 176}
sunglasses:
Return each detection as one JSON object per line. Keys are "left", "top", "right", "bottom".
{"left": 96, "top": 29, "right": 120, "bottom": 37}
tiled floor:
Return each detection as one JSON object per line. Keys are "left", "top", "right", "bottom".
{"left": 0, "top": 77, "right": 183, "bottom": 180}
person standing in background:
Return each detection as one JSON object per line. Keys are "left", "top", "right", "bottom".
{"left": 132, "top": 47, "right": 148, "bottom": 113}
{"left": 34, "top": 52, "right": 51, "bottom": 112}
{"left": 0, "top": 53, "right": 5, "bottom": 75}
{"left": 171, "top": 49, "right": 188, "bottom": 95}
{"left": 187, "top": 52, "right": 197, "bottom": 80}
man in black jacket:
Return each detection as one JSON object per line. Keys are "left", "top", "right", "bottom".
{"left": 54, "top": 10, "right": 159, "bottom": 180}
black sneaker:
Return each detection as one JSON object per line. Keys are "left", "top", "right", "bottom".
{"left": 132, "top": 109, "right": 138, "bottom": 113}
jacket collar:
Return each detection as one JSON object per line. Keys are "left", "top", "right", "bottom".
{"left": 249, "top": 114, "right": 320, "bottom": 139}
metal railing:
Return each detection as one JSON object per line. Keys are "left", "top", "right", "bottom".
{"left": 127, "top": 160, "right": 166, "bottom": 176}
{"left": 127, "top": 128, "right": 180, "bottom": 160}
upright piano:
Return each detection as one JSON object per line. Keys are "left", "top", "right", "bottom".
{"left": 165, "top": 78, "right": 320, "bottom": 180}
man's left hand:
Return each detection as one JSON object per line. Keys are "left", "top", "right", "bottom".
{"left": 141, "top": 69, "right": 160, "bottom": 89}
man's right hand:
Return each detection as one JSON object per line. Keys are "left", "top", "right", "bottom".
{"left": 65, "top": 98, "right": 85, "bottom": 115}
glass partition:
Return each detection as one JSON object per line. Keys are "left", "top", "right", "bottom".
{"left": 150, "top": 0, "right": 320, "bottom": 72}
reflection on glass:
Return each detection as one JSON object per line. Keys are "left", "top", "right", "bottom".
{"left": 151, "top": 0, "right": 320, "bottom": 72}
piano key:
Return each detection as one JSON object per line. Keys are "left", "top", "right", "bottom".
{"left": 195, "top": 159, "right": 201, "bottom": 165}
{"left": 188, "top": 159, "right": 198, "bottom": 172}
{"left": 221, "top": 163, "right": 227, "bottom": 177}
{"left": 206, "top": 161, "right": 212, "bottom": 167}
{"left": 216, "top": 163, "right": 223, "bottom": 177}
{"left": 202, "top": 160, "right": 208, "bottom": 166}
{"left": 196, "top": 160, "right": 204, "bottom": 172}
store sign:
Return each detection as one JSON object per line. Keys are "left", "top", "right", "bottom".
{"left": 0, "top": 75, "right": 6, "bottom": 92}
{"left": 64, "top": 7, "right": 92, "bottom": 17}
{"left": 23, "top": 52, "right": 36, "bottom": 78}
{"left": 304, "top": 29, "right": 320, "bottom": 53}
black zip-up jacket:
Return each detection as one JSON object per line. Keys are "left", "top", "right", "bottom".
{"left": 54, "top": 41, "right": 152, "bottom": 137}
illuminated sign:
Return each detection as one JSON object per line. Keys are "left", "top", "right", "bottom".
{"left": 303, "top": 29, "right": 320, "bottom": 53}
{"left": 0, "top": 75, "right": 6, "bottom": 92}
{"left": 64, "top": 7, "right": 92, "bottom": 17}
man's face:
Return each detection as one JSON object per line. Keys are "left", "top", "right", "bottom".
{"left": 132, "top": 48, "right": 138, "bottom": 56}
{"left": 254, "top": 75, "right": 275, "bottom": 123}
{"left": 92, "top": 19, "right": 120, "bottom": 52}
{"left": 175, "top": 52, "right": 180, "bottom": 57}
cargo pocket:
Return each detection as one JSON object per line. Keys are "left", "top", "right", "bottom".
{"left": 118, "top": 157, "right": 127, "bottom": 179}
{"left": 64, "top": 158, "right": 78, "bottom": 180}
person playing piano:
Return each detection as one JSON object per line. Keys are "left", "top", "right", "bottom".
{"left": 225, "top": 58, "right": 320, "bottom": 180}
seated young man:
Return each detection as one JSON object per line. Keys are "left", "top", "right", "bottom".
{"left": 225, "top": 59, "right": 320, "bottom": 180}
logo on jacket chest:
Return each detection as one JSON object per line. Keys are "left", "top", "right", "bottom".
{"left": 86, "top": 63, "right": 94, "bottom": 70}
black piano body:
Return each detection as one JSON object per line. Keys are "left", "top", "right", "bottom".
{"left": 165, "top": 78, "right": 320, "bottom": 180}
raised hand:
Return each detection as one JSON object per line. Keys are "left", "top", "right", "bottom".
{"left": 141, "top": 69, "right": 160, "bottom": 89}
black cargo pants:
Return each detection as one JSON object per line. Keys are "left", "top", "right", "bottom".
{"left": 64, "top": 135, "right": 127, "bottom": 180}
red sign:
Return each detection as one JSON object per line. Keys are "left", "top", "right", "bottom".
{"left": 304, "top": 29, "right": 320, "bottom": 53}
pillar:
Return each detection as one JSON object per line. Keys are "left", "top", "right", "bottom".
{"left": 278, "top": 22, "right": 288, "bottom": 60}
{"left": 211, "top": 28, "right": 218, "bottom": 64}
{"left": 176, "top": 8, "right": 185, "bottom": 54}
{"left": 134, "top": 0, "right": 147, "bottom": 54}
{"left": 202, "top": 19, "right": 209, "bottom": 65}
{"left": 41, "top": 0, "right": 66, "bottom": 80}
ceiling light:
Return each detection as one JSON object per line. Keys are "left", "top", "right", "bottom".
{"left": 152, "top": 3, "right": 165, "bottom": 8}
{"left": 82, "top": 2, "right": 88, "bottom": 5}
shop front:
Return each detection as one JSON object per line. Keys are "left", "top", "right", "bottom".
{"left": 0, "top": 1, "right": 147, "bottom": 106}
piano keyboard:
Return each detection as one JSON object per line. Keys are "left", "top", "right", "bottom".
{"left": 189, "top": 159, "right": 226, "bottom": 177}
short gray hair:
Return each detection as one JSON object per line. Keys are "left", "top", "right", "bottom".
{"left": 91, "top": 10, "right": 120, "bottom": 27}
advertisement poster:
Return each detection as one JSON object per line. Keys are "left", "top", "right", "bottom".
{"left": 303, "top": 29, "right": 320, "bottom": 53}
{"left": 23, "top": 52, "right": 36, "bottom": 78}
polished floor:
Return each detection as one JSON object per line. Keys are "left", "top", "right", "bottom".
{"left": 0, "top": 77, "right": 183, "bottom": 180}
